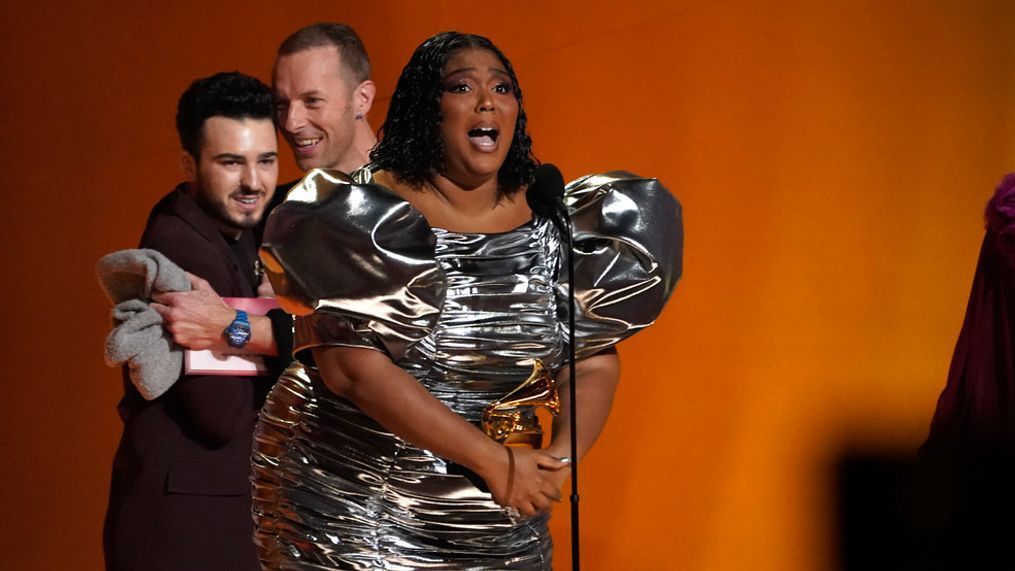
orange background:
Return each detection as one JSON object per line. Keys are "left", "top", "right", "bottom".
{"left": 2, "top": 1, "right": 1014, "bottom": 569}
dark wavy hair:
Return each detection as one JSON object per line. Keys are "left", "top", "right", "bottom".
{"left": 176, "top": 71, "right": 274, "bottom": 157}
{"left": 370, "top": 32, "right": 536, "bottom": 196}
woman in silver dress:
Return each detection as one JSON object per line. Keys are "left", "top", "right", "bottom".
{"left": 253, "top": 31, "right": 682, "bottom": 569}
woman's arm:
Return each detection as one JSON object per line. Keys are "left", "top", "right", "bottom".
{"left": 313, "top": 345, "right": 568, "bottom": 516}
{"left": 542, "top": 352, "right": 622, "bottom": 485}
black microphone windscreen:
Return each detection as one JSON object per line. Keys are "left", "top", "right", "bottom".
{"left": 535, "top": 163, "right": 565, "bottom": 202}
{"left": 526, "top": 163, "right": 565, "bottom": 219}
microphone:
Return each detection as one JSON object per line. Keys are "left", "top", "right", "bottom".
{"left": 527, "top": 163, "right": 566, "bottom": 225}
{"left": 528, "top": 163, "right": 582, "bottom": 571}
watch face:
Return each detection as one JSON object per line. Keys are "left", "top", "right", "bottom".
{"left": 226, "top": 322, "right": 252, "bottom": 349}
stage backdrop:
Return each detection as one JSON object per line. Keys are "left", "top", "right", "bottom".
{"left": 2, "top": 1, "right": 1013, "bottom": 569}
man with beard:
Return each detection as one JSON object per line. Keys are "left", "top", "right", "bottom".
{"left": 103, "top": 71, "right": 279, "bottom": 571}
{"left": 155, "top": 22, "right": 375, "bottom": 365}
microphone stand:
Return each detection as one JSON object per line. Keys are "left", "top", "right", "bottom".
{"left": 527, "top": 164, "right": 580, "bottom": 570}
{"left": 561, "top": 209, "right": 580, "bottom": 571}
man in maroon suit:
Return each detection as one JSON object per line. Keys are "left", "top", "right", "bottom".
{"left": 103, "top": 71, "right": 280, "bottom": 570}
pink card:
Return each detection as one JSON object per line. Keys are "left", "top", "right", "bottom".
{"left": 184, "top": 297, "right": 281, "bottom": 376}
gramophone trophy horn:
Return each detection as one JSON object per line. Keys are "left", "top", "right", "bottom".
{"left": 482, "top": 360, "right": 560, "bottom": 448}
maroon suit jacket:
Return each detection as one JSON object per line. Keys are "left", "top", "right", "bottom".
{"left": 924, "top": 174, "right": 1015, "bottom": 456}
{"left": 103, "top": 186, "right": 273, "bottom": 570}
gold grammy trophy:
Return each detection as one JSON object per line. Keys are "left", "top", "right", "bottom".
{"left": 482, "top": 360, "right": 560, "bottom": 448}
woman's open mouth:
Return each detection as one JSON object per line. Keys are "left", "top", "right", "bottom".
{"left": 468, "top": 127, "right": 499, "bottom": 151}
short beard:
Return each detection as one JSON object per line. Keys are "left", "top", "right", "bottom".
{"left": 192, "top": 187, "right": 260, "bottom": 233}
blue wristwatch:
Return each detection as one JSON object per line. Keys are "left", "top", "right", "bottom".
{"left": 224, "top": 309, "right": 251, "bottom": 349}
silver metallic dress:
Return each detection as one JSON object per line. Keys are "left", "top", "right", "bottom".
{"left": 252, "top": 167, "right": 682, "bottom": 570}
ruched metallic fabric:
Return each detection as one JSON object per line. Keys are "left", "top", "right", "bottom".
{"left": 252, "top": 167, "right": 682, "bottom": 570}
{"left": 564, "top": 171, "right": 683, "bottom": 358}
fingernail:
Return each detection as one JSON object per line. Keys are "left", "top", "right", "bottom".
{"left": 559, "top": 457, "right": 571, "bottom": 464}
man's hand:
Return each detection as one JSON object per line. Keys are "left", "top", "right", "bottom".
{"left": 151, "top": 273, "right": 233, "bottom": 351}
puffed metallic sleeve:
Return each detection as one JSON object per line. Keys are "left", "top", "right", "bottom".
{"left": 259, "top": 169, "right": 443, "bottom": 362}
{"left": 562, "top": 171, "right": 683, "bottom": 358}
